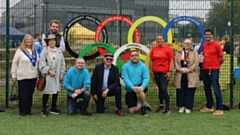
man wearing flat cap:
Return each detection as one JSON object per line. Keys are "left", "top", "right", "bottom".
{"left": 91, "top": 53, "right": 124, "bottom": 116}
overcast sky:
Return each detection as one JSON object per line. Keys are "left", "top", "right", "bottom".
{"left": 169, "top": 0, "right": 212, "bottom": 18}
{"left": 0, "top": 0, "right": 213, "bottom": 18}
{"left": 0, "top": 0, "right": 20, "bottom": 17}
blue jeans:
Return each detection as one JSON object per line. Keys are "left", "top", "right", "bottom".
{"left": 202, "top": 70, "right": 223, "bottom": 110}
{"left": 67, "top": 90, "right": 91, "bottom": 115}
{"left": 95, "top": 87, "right": 122, "bottom": 113}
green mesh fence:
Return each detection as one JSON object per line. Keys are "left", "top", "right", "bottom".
{"left": 0, "top": 0, "right": 240, "bottom": 109}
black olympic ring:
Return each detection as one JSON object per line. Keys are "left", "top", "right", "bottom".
{"left": 63, "top": 15, "right": 108, "bottom": 59}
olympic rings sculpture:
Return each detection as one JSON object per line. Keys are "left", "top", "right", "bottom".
{"left": 162, "top": 16, "right": 206, "bottom": 53}
{"left": 95, "top": 15, "right": 141, "bottom": 60}
{"left": 63, "top": 15, "right": 108, "bottom": 59}
{"left": 112, "top": 43, "right": 150, "bottom": 86}
{"left": 64, "top": 15, "right": 206, "bottom": 66}
{"left": 78, "top": 42, "right": 123, "bottom": 74}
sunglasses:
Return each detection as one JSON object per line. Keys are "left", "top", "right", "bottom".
{"left": 106, "top": 58, "right": 113, "bottom": 61}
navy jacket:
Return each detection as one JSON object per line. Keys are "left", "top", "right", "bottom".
{"left": 91, "top": 63, "right": 120, "bottom": 95}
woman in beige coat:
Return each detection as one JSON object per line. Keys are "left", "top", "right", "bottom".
{"left": 174, "top": 38, "right": 199, "bottom": 113}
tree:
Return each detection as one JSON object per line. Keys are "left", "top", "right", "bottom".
{"left": 205, "top": 0, "right": 240, "bottom": 37}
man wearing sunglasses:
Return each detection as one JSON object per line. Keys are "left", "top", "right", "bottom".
{"left": 91, "top": 53, "right": 124, "bottom": 116}
{"left": 122, "top": 50, "right": 150, "bottom": 116}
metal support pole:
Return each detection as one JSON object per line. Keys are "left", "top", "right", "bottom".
{"left": 119, "top": 0, "right": 122, "bottom": 47}
{"left": 41, "top": 3, "right": 44, "bottom": 34}
{"left": 45, "top": 1, "right": 49, "bottom": 32}
{"left": 5, "top": 0, "right": 10, "bottom": 108}
{"left": 143, "top": 8, "right": 146, "bottom": 40}
{"left": 34, "top": 4, "right": 37, "bottom": 35}
{"left": 230, "top": 0, "right": 235, "bottom": 108}
{"left": 11, "top": 15, "right": 14, "bottom": 26}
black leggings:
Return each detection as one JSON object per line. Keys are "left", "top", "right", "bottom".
{"left": 154, "top": 72, "right": 170, "bottom": 107}
{"left": 42, "top": 93, "right": 58, "bottom": 109}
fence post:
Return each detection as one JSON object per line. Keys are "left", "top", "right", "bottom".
{"left": 119, "top": 0, "right": 122, "bottom": 47}
{"left": 230, "top": 0, "right": 235, "bottom": 108}
{"left": 34, "top": 4, "right": 37, "bottom": 35}
{"left": 5, "top": 0, "right": 10, "bottom": 108}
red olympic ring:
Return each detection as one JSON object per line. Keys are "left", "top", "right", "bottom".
{"left": 94, "top": 15, "right": 141, "bottom": 60}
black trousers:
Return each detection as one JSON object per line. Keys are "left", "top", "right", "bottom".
{"left": 199, "top": 63, "right": 203, "bottom": 81}
{"left": 154, "top": 72, "right": 170, "bottom": 107}
{"left": 18, "top": 78, "right": 37, "bottom": 115}
{"left": 95, "top": 87, "right": 122, "bottom": 113}
{"left": 176, "top": 74, "right": 196, "bottom": 109}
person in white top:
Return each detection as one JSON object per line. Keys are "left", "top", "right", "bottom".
{"left": 41, "top": 20, "right": 65, "bottom": 52}
{"left": 11, "top": 34, "right": 39, "bottom": 116}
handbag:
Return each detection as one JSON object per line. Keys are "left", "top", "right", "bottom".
{"left": 10, "top": 83, "right": 18, "bottom": 101}
{"left": 36, "top": 75, "right": 46, "bottom": 91}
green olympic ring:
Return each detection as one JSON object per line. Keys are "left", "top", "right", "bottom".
{"left": 78, "top": 43, "right": 123, "bottom": 74}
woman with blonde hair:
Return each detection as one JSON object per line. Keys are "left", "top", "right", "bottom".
{"left": 11, "top": 34, "right": 39, "bottom": 116}
{"left": 174, "top": 38, "right": 199, "bottom": 113}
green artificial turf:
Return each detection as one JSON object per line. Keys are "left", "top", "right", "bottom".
{"left": 0, "top": 108, "right": 239, "bottom": 135}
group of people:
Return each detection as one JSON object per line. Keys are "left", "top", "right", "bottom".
{"left": 9, "top": 18, "right": 225, "bottom": 117}
{"left": 150, "top": 29, "right": 224, "bottom": 116}
{"left": 10, "top": 20, "right": 66, "bottom": 116}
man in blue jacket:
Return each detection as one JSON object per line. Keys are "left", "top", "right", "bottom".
{"left": 63, "top": 58, "right": 92, "bottom": 116}
{"left": 122, "top": 50, "right": 150, "bottom": 116}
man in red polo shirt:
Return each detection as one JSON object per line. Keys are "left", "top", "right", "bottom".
{"left": 200, "top": 29, "right": 224, "bottom": 115}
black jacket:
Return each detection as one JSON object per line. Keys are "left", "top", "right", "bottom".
{"left": 223, "top": 41, "right": 230, "bottom": 54}
{"left": 45, "top": 32, "right": 62, "bottom": 47}
{"left": 91, "top": 63, "right": 120, "bottom": 95}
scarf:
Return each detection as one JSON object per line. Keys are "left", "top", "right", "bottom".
{"left": 47, "top": 47, "right": 57, "bottom": 71}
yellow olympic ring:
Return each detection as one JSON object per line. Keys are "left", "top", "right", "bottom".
{"left": 127, "top": 16, "right": 174, "bottom": 60}
{"left": 164, "top": 43, "right": 182, "bottom": 51}
{"left": 144, "top": 51, "right": 155, "bottom": 83}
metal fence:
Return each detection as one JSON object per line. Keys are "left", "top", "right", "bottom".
{"left": 0, "top": 0, "right": 239, "bottom": 109}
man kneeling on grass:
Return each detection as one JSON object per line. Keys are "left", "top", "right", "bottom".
{"left": 122, "top": 50, "right": 151, "bottom": 116}
{"left": 63, "top": 58, "right": 92, "bottom": 116}
{"left": 91, "top": 53, "right": 124, "bottom": 116}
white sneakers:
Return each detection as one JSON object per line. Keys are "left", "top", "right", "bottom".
{"left": 179, "top": 107, "right": 185, "bottom": 113}
{"left": 185, "top": 108, "right": 191, "bottom": 114}
{"left": 178, "top": 107, "right": 191, "bottom": 114}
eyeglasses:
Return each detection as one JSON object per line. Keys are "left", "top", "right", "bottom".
{"left": 76, "top": 62, "right": 84, "bottom": 64}
{"left": 106, "top": 58, "right": 113, "bottom": 61}
{"left": 184, "top": 43, "right": 191, "bottom": 45}
{"left": 130, "top": 54, "right": 139, "bottom": 57}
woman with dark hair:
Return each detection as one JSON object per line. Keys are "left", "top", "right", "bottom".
{"left": 11, "top": 34, "right": 39, "bottom": 116}
{"left": 150, "top": 34, "right": 174, "bottom": 114}
{"left": 39, "top": 34, "right": 66, "bottom": 116}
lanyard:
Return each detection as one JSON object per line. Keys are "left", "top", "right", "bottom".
{"left": 183, "top": 48, "right": 189, "bottom": 61}
{"left": 22, "top": 50, "right": 37, "bottom": 67}
{"left": 183, "top": 48, "right": 189, "bottom": 66}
